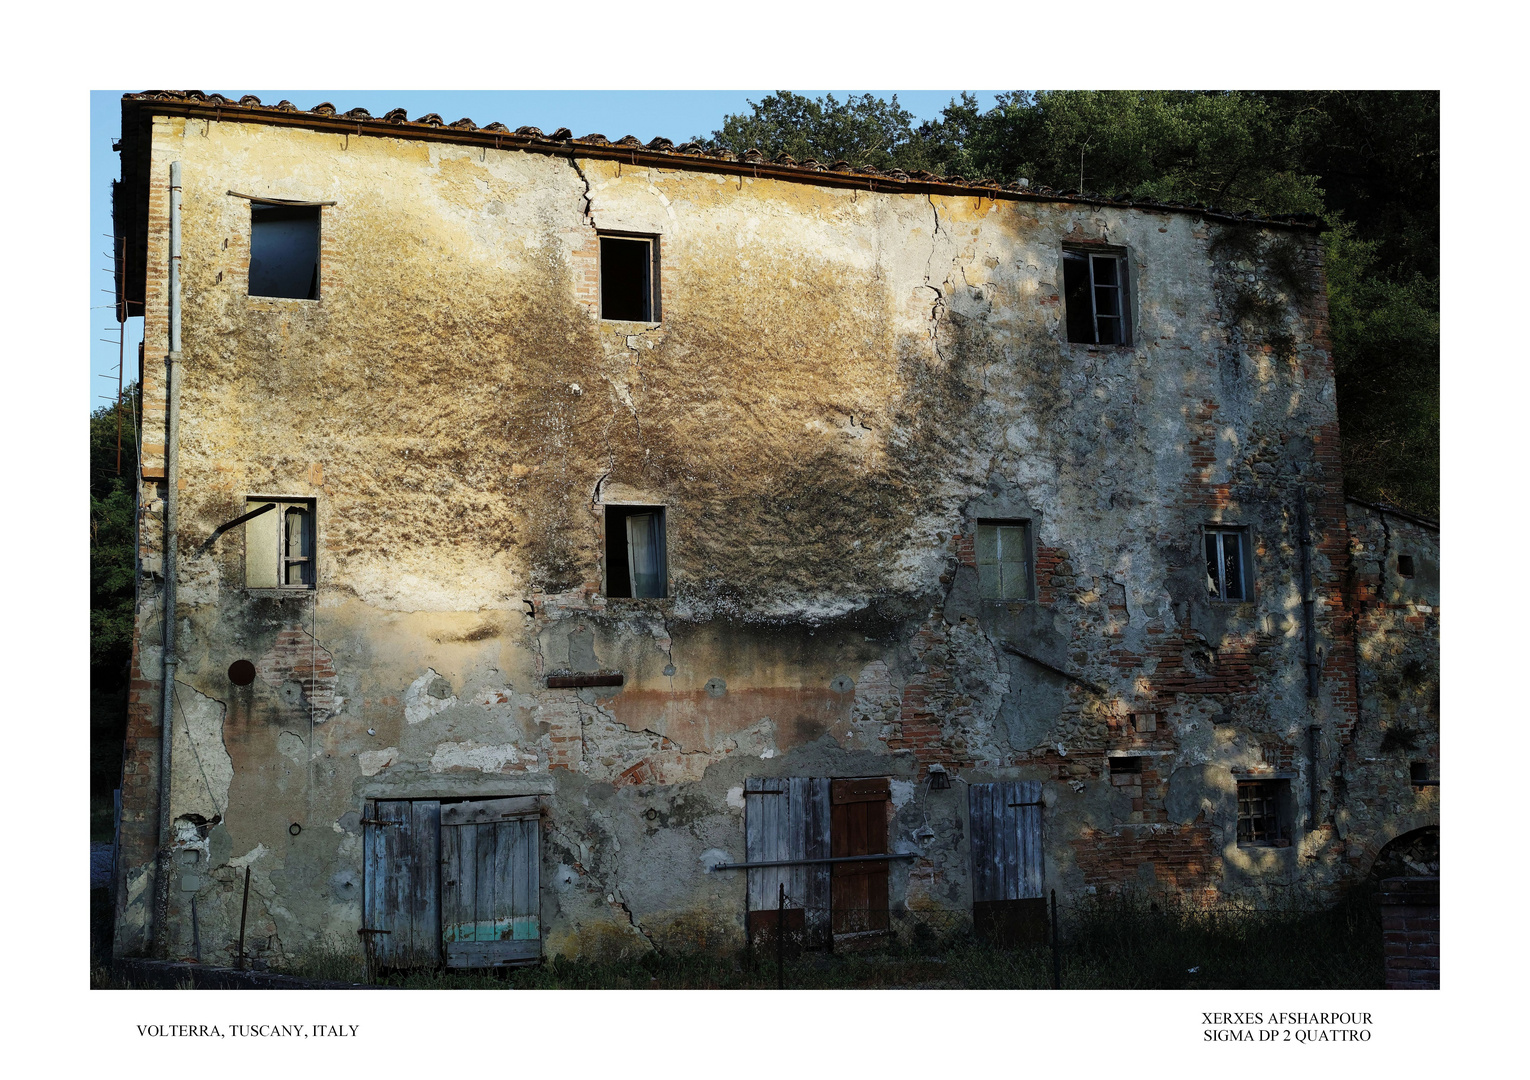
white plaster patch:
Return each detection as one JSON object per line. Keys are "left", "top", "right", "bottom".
{"left": 430, "top": 741, "right": 529, "bottom": 773}
{"left": 229, "top": 844, "right": 267, "bottom": 869}
{"left": 405, "top": 668, "right": 458, "bottom": 724}
{"left": 699, "top": 848, "right": 731, "bottom": 872}
{"left": 169, "top": 683, "right": 232, "bottom": 823}
{"left": 726, "top": 786, "right": 746, "bottom": 810}
{"left": 358, "top": 747, "right": 399, "bottom": 776}
{"left": 889, "top": 779, "right": 916, "bottom": 809}
{"left": 759, "top": 748, "right": 776, "bottom": 759}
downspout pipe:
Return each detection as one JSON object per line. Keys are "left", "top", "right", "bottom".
{"left": 1297, "top": 495, "right": 1321, "bottom": 831}
{"left": 151, "top": 161, "right": 183, "bottom": 957}
{"left": 1297, "top": 497, "right": 1319, "bottom": 699}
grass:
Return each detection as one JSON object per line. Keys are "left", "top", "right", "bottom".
{"left": 272, "top": 891, "right": 1383, "bottom": 990}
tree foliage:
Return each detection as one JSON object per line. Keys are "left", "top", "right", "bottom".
{"left": 91, "top": 383, "right": 139, "bottom": 673}
{"left": 701, "top": 91, "right": 1438, "bottom": 515}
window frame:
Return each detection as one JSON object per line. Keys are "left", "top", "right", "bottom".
{"left": 1203, "top": 525, "right": 1252, "bottom": 603}
{"left": 597, "top": 231, "right": 662, "bottom": 324}
{"left": 974, "top": 519, "right": 1034, "bottom": 603}
{"left": 1235, "top": 778, "right": 1293, "bottom": 848}
{"left": 1062, "top": 246, "right": 1131, "bottom": 346}
{"left": 245, "top": 495, "right": 317, "bottom": 592}
{"left": 601, "top": 502, "right": 669, "bottom": 599}
{"left": 248, "top": 201, "right": 322, "bottom": 301}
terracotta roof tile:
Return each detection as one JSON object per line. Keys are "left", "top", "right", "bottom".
{"left": 118, "top": 91, "right": 1322, "bottom": 229}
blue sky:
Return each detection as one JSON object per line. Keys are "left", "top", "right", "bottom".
{"left": 88, "top": 89, "right": 999, "bottom": 413}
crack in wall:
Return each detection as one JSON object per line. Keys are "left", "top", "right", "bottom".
{"left": 568, "top": 154, "right": 595, "bottom": 225}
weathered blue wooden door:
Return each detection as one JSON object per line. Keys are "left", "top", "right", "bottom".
{"left": 361, "top": 799, "right": 441, "bottom": 969}
{"left": 968, "top": 780, "right": 1045, "bottom": 946}
{"left": 440, "top": 797, "right": 542, "bottom": 967}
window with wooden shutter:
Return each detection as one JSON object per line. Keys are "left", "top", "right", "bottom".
{"left": 975, "top": 520, "right": 1032, "bottom": 601}
{"left": 968, "top": 780, "right": 1046, "bottom": 946}
{"left": 244, "top": 496, "right": 316, "bottom": 589}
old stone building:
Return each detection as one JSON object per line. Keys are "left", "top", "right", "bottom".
{"left": 110, "top": 90, "right": 1439, "bottom": 968}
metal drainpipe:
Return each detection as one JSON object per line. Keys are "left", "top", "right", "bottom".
{"left": 1297, "top": 495, "right": 1321, "bottom": 832}
{"left": 1297, "top": 497, "right": 1319, "bottom": 699}
{"left": 151, "top": 161, "right": 183, "bottom": 958}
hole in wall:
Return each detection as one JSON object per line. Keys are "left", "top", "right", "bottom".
{"left": 228, "top": 659, "right": 257, "bottom": 686}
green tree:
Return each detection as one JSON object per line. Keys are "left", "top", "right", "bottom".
{"left": 91, "top": 383, "right": 139, "bottom": 837}
{"left": 694, "top": 91, "right": 919, "bottom": 170}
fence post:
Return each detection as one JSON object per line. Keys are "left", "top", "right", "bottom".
{"left": 1050, "top": 889, "right": 1060, "bottom": 990}
{"left": 777, "top": 882, "right": 785, "bottom": 991}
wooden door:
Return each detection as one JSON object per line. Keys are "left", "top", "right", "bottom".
{"left": 439, "top": 797, "right": 542, "bottom": 968}
{"left": 361, "top": 799, "right": 441, "bottom": 969}
{"left": 968, "top": 780, "right": 1045, "bottom": 946}
{"left": 830, "top": 777, "right": 890, "bottom": 936}
{"left": 745, "top": 777, "right": 831, "bottom": 948}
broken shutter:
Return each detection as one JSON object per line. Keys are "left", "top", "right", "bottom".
{"left": 440, "top": 797, "right": 542, "bottom": 968}
{"left": 362, "top": 799, "right": 441, "bottom": 969}
{"left": 968, "top": 780, "right": 1046, "bottom": 945}
{"left": 245, "top": 501, "right": 280, "bottom": 587}
{"left": 830, "top": 777, "right": 891, "bottom": 935}
{"left": 745, "top": 776, "right": 831, "bottom": 948}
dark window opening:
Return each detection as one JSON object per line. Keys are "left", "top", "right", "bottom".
{"left": 1236, "top": 779, "right": 1292, "bottom": 846}
{"left": 1110, "top": 756, "right": 1144, "bottom": 774}
{"left": 1062, "top": 249, "right": 1128, "bottom": 344}
{"left": 604, "top": 505, "right": 667, "bottom": 598}
{"left": 284, "top": 506, "right": 315, "bottom": 586}
{"left": 249, "top": 203, "right": 320, "bottom": 300}
{"left": 975, "top": 520, "right": 1032, "bottom": 601}
{"left": 1205, "top": 527, "right": 1249, "bottom": 601}
{"left": 1410, "top": 762, "right": 1437, "bottom": 786}
{"left": 1398, "top": 554, "right": 1416, "bottom": 578}
{"left": 600, "top": 235, "right": 657, "bottom": 322}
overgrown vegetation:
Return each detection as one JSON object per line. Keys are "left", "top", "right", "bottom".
{"left": 698, "top": 91, "right": 1438, "bottom": 516}
{"left": 274, "top": 892, "right": 1381, "bottom": 990}
{"left": 90, "top": 384, "right": 139, "bottom": 842}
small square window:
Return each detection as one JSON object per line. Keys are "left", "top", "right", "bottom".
{"left": 604, "top": 505, "right": 667, "bottom": 598}
{"left": 1236, "top": 779, "right": 1292, "bottom": 847}
{"left": 1110, "top": 756, "right": 1144, "bottom": 774}
{"left": 245, "top": 497, "right": 316, "bottom": 589}
{"left": 1132, "top": 712, "right": 1157, "bottom": 733}
{"left": 1410, "top": 762, "right": 1437, "bottom": 786}
{"left": 1397, "top": 554, "right": 1416, "bottom": 578}
{"left": 1063, "top": 249, "right": 1129, "bottom": 345}
{"left": 600, "top": 234, "right": 660, "bottom": 322}
{"left": 1204, "top": 527, "right": 1251, "bottom": 602}
{"left": 975, "top": 520, "right": 1032, "bottom": 601}
{"left": 249, "top": 203, "right": 321, "bottom": 300}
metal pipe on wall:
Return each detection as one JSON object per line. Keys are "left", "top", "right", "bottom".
{"left": 151, "top": 160, "right": 183, "bottom": 958}
{"left": 1297, "top": 497, "right": 1320, "bottom": 699}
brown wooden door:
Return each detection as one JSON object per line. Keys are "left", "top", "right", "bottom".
{"left": 830, "top": 777, "right": 890, "bottom": 935}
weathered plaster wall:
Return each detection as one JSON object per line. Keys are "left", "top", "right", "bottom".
{"left": 1337, "top": 504, "right": 1440, "bottom": 875}
{"left": 119, "top": 113, "right": 1367, "bottom": 964}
